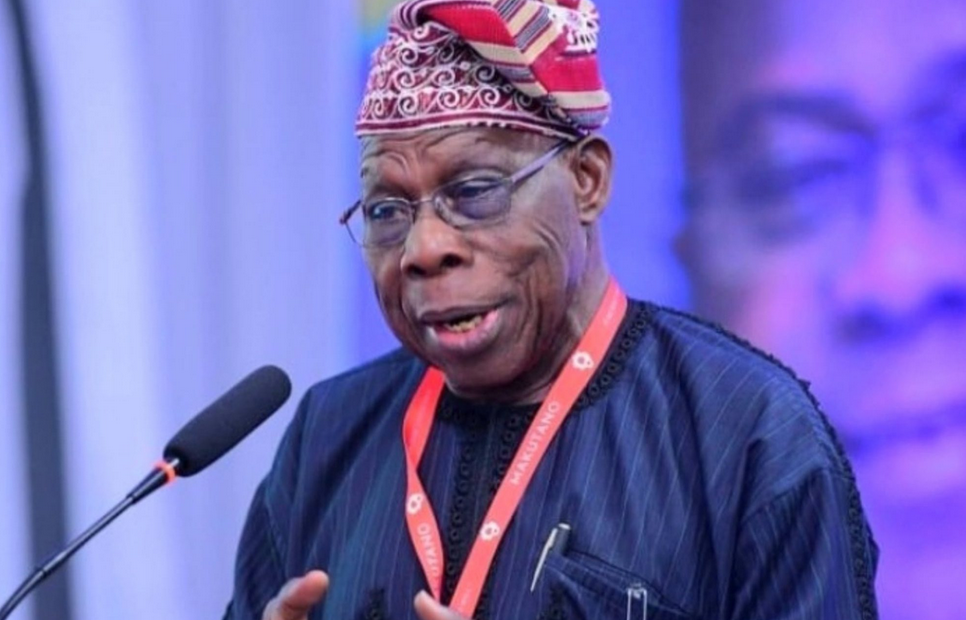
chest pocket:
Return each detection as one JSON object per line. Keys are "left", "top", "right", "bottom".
{"left": 539, "top": 551, "right": 697, "bottom": 620}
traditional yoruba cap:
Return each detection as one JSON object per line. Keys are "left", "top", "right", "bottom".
{"left": 356, "top": 0, "right": 610, "bottom": 141}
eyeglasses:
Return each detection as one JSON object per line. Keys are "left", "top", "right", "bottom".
{"left": 686, "top": 97, "right": 966, "bottom": 250}
{"left": 340, "top": 140, "right": 571, "bottom": 248}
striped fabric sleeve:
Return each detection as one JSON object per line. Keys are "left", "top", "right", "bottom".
{"left": 226, "top": 391, "right": 314, "bottom": 619}
{"left": 730, "top": 469, "right": 879, "bottom": 620}
{"left": 225, "top": 480, "right": 287, "bottom": 619}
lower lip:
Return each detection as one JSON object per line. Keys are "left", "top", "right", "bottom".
{"left": 844, "top": 401, "right": 966, "bottom": 454}
{"left": 427, "top": 308, "right": 502, "bottom": 356}
{"left": 857, "top": 425, "right": 966, "bottom": 506}
{"left": 844, "top": 403, "right": 966, "bottom": 504}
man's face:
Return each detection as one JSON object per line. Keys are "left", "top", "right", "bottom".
{"left": 680, "top": 0, "right": 966, "bottom": 613}
{"left": 359, "top": 127, "right": 591, "bottom": 401}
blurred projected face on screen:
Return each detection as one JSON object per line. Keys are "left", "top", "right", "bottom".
{"left": 679, "top": 0, "right": 966, "bottom": 615}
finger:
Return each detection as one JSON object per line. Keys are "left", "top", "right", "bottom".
{"left": 264, "top": 571, "right": 329, "bottom": 620}
{"left": 413, "top": 591, "right": 469, "bottom": 620}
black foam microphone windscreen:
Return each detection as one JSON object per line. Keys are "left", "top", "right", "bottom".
{"left": 163, "top": 365, "right": 292, "bottom": 476}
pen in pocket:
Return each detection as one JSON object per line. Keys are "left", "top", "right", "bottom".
{"left": 626, "top": 583, "right": 647, "bottom": 620}
{"left": 530, "top": 522, "right": 571, "bottom": 592}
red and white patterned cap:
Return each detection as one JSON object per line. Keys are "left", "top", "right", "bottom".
{"left": 356, "top": 0, "right": 611, "bottom": 140}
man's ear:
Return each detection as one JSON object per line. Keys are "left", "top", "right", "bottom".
{"left": 570, "top": 135, "right": 613, "bottom": 225}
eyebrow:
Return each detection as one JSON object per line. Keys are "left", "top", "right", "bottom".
{"left": 359, "top": 128, "right": 467, "bottom": 171}
{"left": 907, "top": 51, "right": 966, "bottom": 117}
{"left": 926, "top": 50, "right": 966, "bottom": 81}
{"left": 716, "top": 50, "right": 966, "bottom": 155}
{"left": 359, "top": 134, "right": 518, "bottom": 197}
{"left": 716, "top": 92, "right": 874, "bottom": 156}
{"left": 359, "top": 132, "right": 513, "bottom": 180}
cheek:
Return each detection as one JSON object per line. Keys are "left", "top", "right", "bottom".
{"left": 530, "top": 220, "right": 587, "bottom": 296}
{"left": 486, "top": 198, "right": 585, "bottom": 286}
{"left": 476, "top": 231, "right": 574, "bottom": 322}
{"left": 721, "top": 248, "right": 834, "bottom": 383}
{"left": 734, "top": 257, "right": 819, "bottom": 339}
{"left": 367, "top": 252, "right": 410, "bottom": 327}
{"left": 696, "top": 232, "right": 829, "bottom": 342}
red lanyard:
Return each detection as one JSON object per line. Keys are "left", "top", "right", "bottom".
{"left": 402, "top": 278, "right": 628, "bottom": 617}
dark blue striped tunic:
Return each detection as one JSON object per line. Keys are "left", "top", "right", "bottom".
{"left": 227, "top": 301, "right": 879, "bottom": 619}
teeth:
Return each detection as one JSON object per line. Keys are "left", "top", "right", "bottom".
{"left": 443, "top": 314, "right": 484, "bottom": 333}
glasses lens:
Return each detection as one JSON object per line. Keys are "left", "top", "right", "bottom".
{"left": 922, "top": 127, "right": 966, "bottom": 227}
{"left": 445, "top": 178, "right": 511, "bottom": 223}
{"left": 355, "top": 200, "right": 412, "bottom": 247}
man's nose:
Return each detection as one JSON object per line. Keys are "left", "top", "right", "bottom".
{"left": 831, "top": 148, "right": 966, "bottom": 331}
{"left": 399, "top": 210, "right": 472, "bottom": 278}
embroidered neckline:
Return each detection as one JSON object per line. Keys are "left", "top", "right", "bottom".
{"left": 435, "top": 395, "right": 538, "bottom": 616}
{"left": 574, "top": 300, "right": 651, "bottom": 411}
{"left": 436, "top": 299, "right": 653, "bottom": 429}
{"left": 431, "top": 300, "right": 652, "bottom": 619}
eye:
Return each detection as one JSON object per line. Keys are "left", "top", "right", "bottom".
{"left": 364, "top": 200, "right": 410, "bottom": 222}
{"left": 446, "top": 177, "right": 504, "bottom": 201}
{"left": 922, "top": 98, "right": 966, "bottom": 153}
{"left": 736, "top": 158, "right": 856, "bottom": 207}
{"left": 732, "top": 157, "right": 864, "bottom": 244}
{"left": 944, "top": 117, "right": 966, "bottom": 162}
{"left": 444, "top": 177, "right": 510, "bottom": 221}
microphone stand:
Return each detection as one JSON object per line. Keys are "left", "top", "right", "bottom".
{"left": 0, "top": 459, "right": 179, "bottom": 620}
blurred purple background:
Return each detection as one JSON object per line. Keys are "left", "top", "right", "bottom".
{"left": 0, "top": 1, "right": 961, "bottom": 619}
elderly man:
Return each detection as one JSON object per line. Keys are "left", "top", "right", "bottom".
{"left": 227, "top": 1, "right": 878, "bottom": 619}
{"left": 677, "top": 1, "right": 966, "bottom": 618}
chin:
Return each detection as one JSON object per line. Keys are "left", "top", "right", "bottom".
{"left": 437, "top": 356, "right": 525, "bottom": 397}
{"left": 851, "top": 434, "right": 966, "bottom": 510}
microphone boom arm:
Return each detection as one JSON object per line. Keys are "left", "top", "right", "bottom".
{"left": 0, "top": 459, "right": 178, "bottom": 620}
{"left": 0, "top": 364, "right": 289, "bottom": 619}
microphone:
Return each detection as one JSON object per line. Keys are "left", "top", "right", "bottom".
{"left": 0, "top": 365, "right": 292, "bottom": 620}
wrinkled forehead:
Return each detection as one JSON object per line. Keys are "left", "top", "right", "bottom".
{"left": 681, "top": 0, "right": 966, "bottom": 161}
{"left": 358, "top": 126, "right": 553, "bottom": 184}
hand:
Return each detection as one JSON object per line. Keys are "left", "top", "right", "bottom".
{"left": 261, "top": 570, "right": 329, "bottom": 620}
{"left": 413, "top": 591, "right": 470, "bottom": 620}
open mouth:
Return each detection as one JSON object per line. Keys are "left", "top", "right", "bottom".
{"left": 438, "top": 312, "right": 487, "bottom": 333}
{"left": 844, "top": 400, "right": 966, "bottom": 456}
{"left": 421, "top": 306, "right": 503, "bottom": 355}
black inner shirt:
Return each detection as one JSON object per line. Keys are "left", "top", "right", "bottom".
{"left": 421, "top": 389, "right": 540, "bottom": 616}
